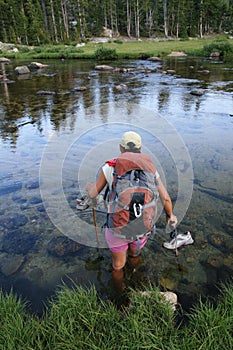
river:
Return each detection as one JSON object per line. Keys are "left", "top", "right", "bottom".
{"left": 0, "top": 56, "right": 232, "bottom": 314}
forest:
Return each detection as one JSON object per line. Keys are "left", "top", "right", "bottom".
{"left": 0, "top": 0, "right": 233, "bottom": 46}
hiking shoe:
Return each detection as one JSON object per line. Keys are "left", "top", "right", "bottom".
{"left": 163, "top": 231, "right": 194, "bottom": 250}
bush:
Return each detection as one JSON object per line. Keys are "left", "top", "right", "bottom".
{"left": 94, "top": 45, "right": 118, "bottom": 60}
{"left": 203, "top": 39, "right": 233, "bottom": 57}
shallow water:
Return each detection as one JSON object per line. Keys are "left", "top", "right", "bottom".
{"left": 0, "top": 57, "right": 232, "bottom": 314}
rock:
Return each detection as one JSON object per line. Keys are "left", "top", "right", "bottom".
{"left": 1, "top": 230, "right": 38, "bottom": 254}
{"left": 159, "top": 277, "right": 178, "bottom": 290}
{"left": 15, "top": 66, "right": 30, "bottom": 75}
{"left": 139, "top": 291, "right": 178, "bottom": 311}
{"left": 209, "top": 52, "right": 220, "bottom": 58}
{"left": 197, "top": 69, "right": 210, "bottom": 74}
{"left": 206, "top": 254, "right": 224, "bottom": 268}
{"left": 0, "top": 181, "right": 22, "bottom": 196}
{"left": 28, "top": 62, "right": 48, "bottom": 69}
{"left": 36, "top": 90, "right": 56, "bottom": 95}
{"left": 76, "top": 43, "right": 85, "bottom": 48}
{"left": 0, "top": 57, "right": 10, "bottom": 63}
{"left": 147, "top": 56, "right": 162, "bottom": 62}
{"left": 166, "top": 69, "right": 176, "bottom": 74}
{"left": 95, "top": 65, "right": 114, "bottom": 71}
{"left": 0, "top": 254, "right": 25, "bottom": 276}
{"left": 47, "top": 236, "right": 83, "bottom": 257}
{"left": 25, "top": 179, "right": 40, "bottom": 190}
{"left": 90, "top": 38, "right": 109, "bottom": 44}
{"left": 190, "top": 89, "right": 205, "bottom": 96}
{"left": 115, "top": 84, "right": 127, "bottom": 91}
{"left": 0, "top": 213, "right": 28, "bottom": 229}
{"left": 168, "top": 51, "right": 187, "bottom": 57}
{"left": 101, "top": 26, "right": 112, "bottom": 38}
{"left": 72, "top": 86, "right": 87, "bottom": 92}
{"left": 28, "top": 267, "right": 43, "bottom": 280}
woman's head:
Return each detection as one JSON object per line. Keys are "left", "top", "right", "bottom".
{"left": 120, "top": 131, "right": 141, "bottom": 153}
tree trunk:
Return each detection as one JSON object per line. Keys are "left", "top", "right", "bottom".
{"left": 77, "top": 0, "right": 85, "bottom": 39}
{"left": 135, "top": 0, "right": 140, "bottom": 39}
{"left": 199, "top": 0, "right": 203, "bottom": 38}
{"left": 126, "top": 0, "right": 131, "bottom": 38}
{"left": 163, "top": 0, "right": 168, "bottom": 38}
{"left": 50, "top": 0, "right": 58, "bottom": 42}
{"left": 61, "top": 0, "right": 69, "bottom": 40}
{"left": 176, "top": 0, "right": 181, "bottom": 38}
{"left": 40, "top": 0, "right": 49, "bottom": 35}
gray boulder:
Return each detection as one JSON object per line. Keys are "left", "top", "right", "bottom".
{"left": 15, "top": 66, "right": 30, "bottom": 74}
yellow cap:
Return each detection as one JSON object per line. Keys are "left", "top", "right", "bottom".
{"left": 120, "top": 131, "right": 141, "bottom": 149}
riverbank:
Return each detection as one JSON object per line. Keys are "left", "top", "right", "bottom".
{"left": 1, "top": 36, "right": 233, "bottom": 60}
{"left": 0, "top": 282, "right": 232, "bottom": 349}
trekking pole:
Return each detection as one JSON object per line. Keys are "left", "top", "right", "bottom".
{"left": 91, "top": 200, "right": 99, "bottom": 249}
{"left": 174, "top": 227, "right": 179, "bottom": 257}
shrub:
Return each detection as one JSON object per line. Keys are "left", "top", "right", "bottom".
{"left": 94, "top": 45, "right": 118, "bottom": 60}
{"left": 203, "top": 39, "right": 233, "bottom": 57}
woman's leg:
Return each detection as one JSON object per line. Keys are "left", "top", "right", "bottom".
{"left": 111, "top": 250, "right": 127, "bottom": 292}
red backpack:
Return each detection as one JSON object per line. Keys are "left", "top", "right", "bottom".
{"left": 107, "top": 152, "right": 159, "bottom": 241}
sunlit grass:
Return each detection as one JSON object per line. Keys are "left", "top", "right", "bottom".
{"left": 0, "top": 282, "right": 232, "bottom": 349}
{"left": 5, "top": 37, "right": 231, "bottom": 60}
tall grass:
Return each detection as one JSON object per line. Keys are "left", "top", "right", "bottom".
{"left": 0, "top": 282, "right": 232, "bottom": 349}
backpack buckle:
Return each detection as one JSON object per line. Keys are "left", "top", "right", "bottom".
{"left": 133, "top": 203, "right": 142, "bottom": 218}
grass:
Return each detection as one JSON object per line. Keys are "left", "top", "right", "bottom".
{"left": 3, "top": 36, "right": 233, "bottom": 60}
{"left": 0, "top": 282, "right": 232, "bottom": 350}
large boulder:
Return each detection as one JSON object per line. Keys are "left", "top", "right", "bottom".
{"left": 28, "top": 62, "right": 48, "bottom": 69}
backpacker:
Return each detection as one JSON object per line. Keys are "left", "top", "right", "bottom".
{"left": 107, "top": 152, "right": 159, "bottom": 241}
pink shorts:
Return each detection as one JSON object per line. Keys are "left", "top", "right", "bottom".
{"left": 105, "top": 227, "right": 149, "bottom": 253}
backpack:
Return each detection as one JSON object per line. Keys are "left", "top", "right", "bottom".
{"left": 107, "top": 152, "right": 159, "bottom": 241}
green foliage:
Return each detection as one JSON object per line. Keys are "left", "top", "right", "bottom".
{"left": 94, "top": 45, "right": 118, "bottom": 60}
{"left": 113, "top": 39, "right": 123, "bottom": 44}
{"left": 204, "top": 38, "right": 233, "bottom": 57}
{"left": 179, "top": 282, "right": 233, "bottom": 350}
{"left": 0, "top": 290, "right": 42, "bottom": 350}
{"left": 0, "top": 283, "right": 232, "bottom": 349}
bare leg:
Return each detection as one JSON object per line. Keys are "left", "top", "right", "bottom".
{"left": 111, "top": 250, "right": 127, "bottom": 292}
{"left": 128, "top": 246, "right": 141, "bottom": 271}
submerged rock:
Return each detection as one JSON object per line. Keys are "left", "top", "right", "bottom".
{"left": 36, "top": 90, "right": 56, "bottom": 95}
{"left": 0, "top": 254, "right": 25, "bottom": 276}
{"left": 0, "top": 181, "right": 22, "bottom": 196}
{"left": 0, "top": 213, "right": 28, "bottom": 229}
{"left": 25, "top": 179, "right": 40, "bottom": 190}
{"left": 1, "top": 230, "right": 38, "bottom": 254}
{"left": 47, "top": 236, "right": 83, "bottom": 257}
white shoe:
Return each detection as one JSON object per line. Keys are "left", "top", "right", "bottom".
{"left": 163, "top": 231, "right": 194, "bottom": 250}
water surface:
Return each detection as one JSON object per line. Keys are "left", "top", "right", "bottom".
{"left": 0, "top": 57, "right": 232, "bottom": 313}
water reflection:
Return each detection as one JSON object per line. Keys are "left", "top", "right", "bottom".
{"left": 0, "top": 57, "right": 232, "bottom": 314}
